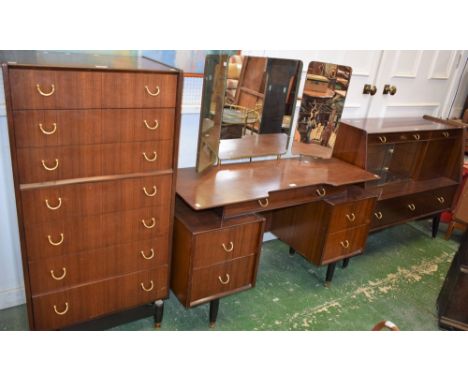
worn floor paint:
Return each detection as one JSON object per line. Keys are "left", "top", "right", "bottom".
{"left": 0, "top": 220, "right": 461, "bottom": 331}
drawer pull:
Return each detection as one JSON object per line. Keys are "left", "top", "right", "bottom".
{"left": 45, "top": 197, "right": 62, "bottom": 210}
{"left": 340, "top": 240, "right": 350, "bottom": 249}
{"left": 140, "top": 281, "right": 154, "bottom": 292}
{"left": 50, "top": 267, "right": 67, "bottom": 281}
{"left": 378, "top": 136, "right": 387, "bottom": 143}
{"left": 218, "top": 274, "right": 230, "bottom": 285}
{"left": 437, "top": 196, "right": 445, "bottom": 204}
{"left": 144, "top": 119, "right": 159, "bottom": 130}
{"left": 141, "top": 217, "right": 156, "bottom": 229}
{"left": 374, "top": 211, "right": 383, "bottom": 220}
{"left": 408, "top": 203, "right": 416, "bottom": 211}
{"left": 39, "top": 122, "right": 57, "bottom": 135}
{"left": 36, "top": 83, "right": 55, "bottom": 97}
{"left": 145, "top": 85, "right": 160, "bottom": 97}
{"left": 42, "top": 158, "right": 59, "bottom": 171}
{"left": 142, "top": 186, "right": 158, "bottom": 197}
{"left": 346, "top": 213, "right": 356, "bottom": 222}
{"left": 222, "top": 242, "right": 234, "bottom": 253}
{"left": 442, "top": 131, "right": 450, "bottom": 138}
{"left": 316, "top": 187, "right": 326, "bottom": 197}
{"left": 140, "top": 248, "right": 155, "bottom": 260}
{"left": 142, "top": 151, "right": 158, "bottom": 162}
{"left": 257, "top": 198, "right": 269, "bottom": 208}
{"left": 47, "top": 233, "right": 64, "bottom": 246}
{"left": 53, "top": 302, "right": 69, "bottom": 315}
{"left": 413, "top": 134, "right": 420, "bottom": 140}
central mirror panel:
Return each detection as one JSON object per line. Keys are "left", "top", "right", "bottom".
{"left": 196, "top": 54, "right": 302, "bottom": 172}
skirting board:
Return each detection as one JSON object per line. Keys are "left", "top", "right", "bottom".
{"left": 0, "top": 287, "right": 26, "bottom": 310}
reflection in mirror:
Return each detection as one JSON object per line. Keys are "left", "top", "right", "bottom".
{"left": 292, "top": 61, "right": 352, "bottom": 158}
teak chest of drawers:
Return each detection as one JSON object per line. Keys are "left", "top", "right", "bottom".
{"left": 2, "top": 53, "right": 183, "bottom": 330}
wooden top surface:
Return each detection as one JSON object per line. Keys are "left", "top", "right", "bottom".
{"left": 177, "top": 157, "right": 378, "bottom": 210}
{"left": 0, "top": 51, "right": 179, "bottom": 73}
{"left": 291, "top": 141, "right": 333, "bottom": 158}
{"left": 218, "top": 133, "right": 288, "bottom": 160}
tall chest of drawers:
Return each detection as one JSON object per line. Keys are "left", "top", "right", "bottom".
{"left": 1, "top": 53, "right": 183, "bottom": 330}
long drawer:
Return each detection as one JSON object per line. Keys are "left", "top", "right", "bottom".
{"left": 32, "top": 266, "right": 168, "bottom": 330}
{"left": 16, "top": 140, "right": 173, "bottom": 184}
{"left": 322, "top": 224, "right": 371, "bottom": 264}
{"left": 21, "top": 174, "right": 172, "bottom": 224}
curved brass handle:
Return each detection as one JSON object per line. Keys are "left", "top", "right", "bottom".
{"left": 141, "top": 217, "right": 156, "bottom": 229}
{"left": 378, "top": 136, "right": 387, "bottom": 143}
{"left": 142, "top": 151, "right": 158, "bottom": 162}
{"left": 316, "top": 187, "right": 326, "bottom": 197}
{"left": 442, "top": 131, "right": 450, "bottom": 138}
{"left": 145, "top": 85, "right": 160, "bottom": 97}
{"left": 53, "top": 302, "right": 69, "bottom": 315}
{"left": 50, "top": 267, "right": 67, "bottom": 281}
{"left": 143, "top": 119, "right": 159, "bottom": 130}
{"left": 383, "top": 84, "right": 397, "bottom": 95}
{"left": 47, "top": 233, "right": 64, "bottom": 246}
{"left": 45, "top": 197, "right": 62, "bottom": 210}
{"left": 140, "top": 281, "right": 154, "bottom": 292}
{"left": 218, "top": 274, "right": 230, "bottom": 285}
{"left": 36, "top": 83, "right": 55, "bottom": 96}
{"left": 408, "top": 203, "right": 416, "bottom": 211}
{"left": 346, "top": 213, "right": 356, "bottom": 222}
{"left": 142, "top": 186, "right": 158, "bottom": 197}
{"left": 437, "top": 196, "right": 445, "bottom": 204}
{"left": 140, "top": 248, "right": 155, "bottom": 260}
{"left": 222, "top": 242, "right": 234, "bottom": 253}
{"left": 258, "top": 198, "right": 269, "bottom": 208}
{"left": 363, "top": 84, "right": 377, "bottom": 96}
{"left": 374, "top": 211, "right": 383, "bottom": 220}
{"left": 42, "top": 159, "right": 59, "bottom": 171}
{"left": 39, "top": 123, "right": 57, "bottom": 135}
{"left": 340, "top": 240, "right": 350, "bottom": 249}
{"left": 413, "top": 134, "right": 420, "bottom": 140}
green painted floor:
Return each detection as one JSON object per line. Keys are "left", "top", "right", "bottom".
{"left": 0, "top": 220, "right": 462, "bottom": 331}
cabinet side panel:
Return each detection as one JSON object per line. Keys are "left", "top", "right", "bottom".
{"left": 333, "top": 123, "right": 367, "bottom": 169}
{"left": 171, "top": 217, "right": 193, "bottom": 307}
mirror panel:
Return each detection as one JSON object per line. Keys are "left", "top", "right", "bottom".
{"left": 292, "top": 61, "right": 352, "bottom": 158}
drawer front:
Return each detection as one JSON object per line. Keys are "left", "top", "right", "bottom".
{"left": 102, "top": 72, "right": 177, "bottom": 108}
{"left": 28, "top": 236, "right": 169, "bottom": 296}
{"left": 190, "top": 256, "right": 257, "bottom": 305}
{"left": 368, "top": 131, "right": 433, "bottom": 145}
{"left": 193, "top": 219, "right": 263, "bottom": 269}
{"left": 21, "top": 174, "right": 172, "bottom": 224}
{"left": 9, "top": 68, "right": 101, "bottom": 110}
{"left": 328, "top": 197, "right": 376, "bottom": 233}
{"left": 323, "top": 224, "right": 370, "bottom": 263}
{"left": 32, "top": 266, "right": 168, "bottom": 330}
{"left": 16, "top": 141, "right": 173, "bottom": 184}
{"left": 24, "top": 205, "right": 171, "bottom": 259}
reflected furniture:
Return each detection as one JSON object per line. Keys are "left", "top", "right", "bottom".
{"left": 2, "top": 52, "right": 183, "bottom": 330}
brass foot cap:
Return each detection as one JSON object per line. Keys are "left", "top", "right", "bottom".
{"left": 154, "top": 323, "right": 161, "bottom": 329}
{"left": 324, "top": 281, "right": 331, "bottom": 288}
{"left": 209, "top": 322, "right": 216, "bottom": 328}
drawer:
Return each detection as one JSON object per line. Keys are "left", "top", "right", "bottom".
{"left": 28, "top": 236, "right": 169, "bottom": 296}
{"left": 24, "top": 205, "right": 171, "bottom": 259}
{"left": 193, "top": 217, "right": 263, "bottom": 269}
{"left": 16, "top": 141, "right": 173, "bottom": 184}
{"left": 327, "top": 197, "right": 376, "bottom": 233}
{"left": 368, "top": 131, "right": 432, "bottom": 145}
{"left": 102, "top": 72, "right": 177, "bottom": 108}
{"left": 322, "top": 224, "right": 370, "bottom": 263}
{"left": 32, "top": 266, "right": 168, "bottom": 330}
{"left": 189, "top": 256, "right": 257, "bottom": 306}
{"left": 21, "top": 174, "right": 172, "bottom": 224}
{"left": 9, "top": 68, "right": 101, "bottom": 110}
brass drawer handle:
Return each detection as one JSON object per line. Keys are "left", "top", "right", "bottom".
{"left": 39, "top": 123, "right": 57, "bottom": 135}
{"left": 258, "top": 198, "right": 269, "bottom": 208}
{"left": 47, "top": 233, "right": 64, "bottom": 246}
{"left": 36, "top": 83, "right": 55, "bottom": 97}
{"left": 53, "top": 302, "right": 69, "bottom": 315}
{"left": 374, "top": 211, "right": 383, "bottom": 220}
{"left": 378, "top": 136, "right": 387, "bottom": 143}
{"left": 222, "top": 242, "right": 234, "bottom": 253}
{"left": 140, "top": 248, "right": 155, "bottom": 260}
{"left": 45, "top": 197, "right": 62, "bottom": 210}
{"left": 50, "top": 267, "right": 67, "bottom": 281}
{"left": 145, "top": 85, "right": 160, "bottom": 97}
{"left": 437, "top": 196, "right": 445, "bottom": 204}
{"left": 140, "top": 281, "right": 154, "bottom": 292}
{"left": 413, "top": 134, "right": 420, "bottom": 140}
{"left": 141, "top": 217, "right": 156, "bottom": 229}
{"left": 346, "top": 213, "right": 356, "bottom": 222}
{"left": 316, "top": 187, "right": 326, "bottom": 197}
{"left": 408, "top": 203, "right": 416, "bottom": 211}
{"left": 442, "top": 131, "right": 449, "bottom": 138}
{"left": 218, "top": 274, "right": 230, "bottom": 285}
{"left": 142, "top": 151, "right": 158, "bottom": 162}
{"left": 340, "top": 240, "right": 350, "bottom": 249}
{"left": 142, "top": 186, "right": 158, "bottom": 197}
{"left": 144, "top": 119, "right": 159, "bottom": 130}
{"left": 42, "top": 158, "right": 59, "bottom": 171}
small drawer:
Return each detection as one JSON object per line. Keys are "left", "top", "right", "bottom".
{"left": 367, "top": 131, "right": 434, "bottom": 145}
{"left": 327, "top": 197, "right": 376, "bottom": 233}
{"left": 102, "top": 72, "right": 177, "bottom": 108}
{"left": 32, "top": 266, "right": 168, "bottom": 330}
{"left": 322, "top": 224, "right": 370, "bottom": 263}
{"left": 9, "top": 68, "right": 101, "bottom": 110}
{"left": 189, "top": 256, "right": 257, "bottom": 306}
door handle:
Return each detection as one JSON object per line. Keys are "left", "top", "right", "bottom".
{"left": 363, "top": 84, "right": 377, "bottom": 95}
{"left": 383, "top": 84, "right": 397, "bottom": 95}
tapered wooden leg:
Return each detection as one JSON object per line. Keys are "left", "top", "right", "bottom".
{"left": 325, "top": 262, "right": 337, "bottom": 287}
{"left": 209, "top": 299, "right": 220, "bottom": 328}
{"left": 154, "top": 300, "right": 164, "bottom": 329}
{"left": 445, "top": 221, "right": 455, "bottom": 240}
{"left": 289, "top": 247, "right": 295, "bottom": 257}
{"left": 342, "top": 258, "right": 350, "bottom": 269}
{"left": 432, "top": 213, "right": 441, "bottom": 238}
